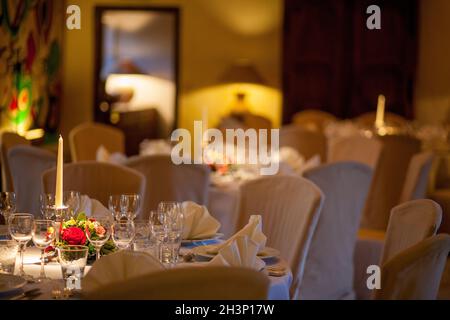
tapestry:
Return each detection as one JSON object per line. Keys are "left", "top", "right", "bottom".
{"left": 0, "top": 0, "right": 63, "bottom": 135}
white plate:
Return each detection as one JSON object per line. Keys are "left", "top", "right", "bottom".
{"left": 181, "top": 233, "right": 224, "bottom": 244}
{"left": 0, "top": 274, "right": 27, "bottom": 294}
{"left": 192, "top": 245, "right": 280, "bottom": 262}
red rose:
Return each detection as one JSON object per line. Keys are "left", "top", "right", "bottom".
{"left": 62, "top": 227, "right": 87, "bottom": 245}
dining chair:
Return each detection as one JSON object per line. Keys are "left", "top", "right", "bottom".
{"left": 327, "top": 135, "right": 383, "bottom": 169}
{"left": 301, "top": 162, "right": 373, "bottom": 299}
{"left": 8, "top": 146, "right": 56, "bottom": 217}
{"left": 380, "top": 199, "right": 442, "bottom": 265}
{"left": 292, "top": 109, "right": 337, "bottom": 132}
{"left": 69, "top": 122, "right": 125, "bottom": 162}
{"left": 280, "top": 125, "right": 327, "bottom": 161}
{"left": 375, "top": 234, "right": 450, "bottom": 300}
{"left": 125, "top": 155, "right": 210, "bottom": 218}
{"left": 354, "top": 111, "right": 408, "bottom": 128}
{"left": 42, "top": 161, "right": 145, "bottom": 210}
{"left": 354, "top": 199, "right": 442, "bottom": 299}
{"left": 0, "top": 132, "right": 30, "bottom": 191}
{"left": 238, "top": 175, "right": 324, "bottom": 299}
{"left": 399, "top": 152, "right": 434, "bottom": 203}
{"left": 84, "top": 266, "right": 270, "bottom": 300}
{"left": 360, "top": 135, "right": 421, "bottom": 230}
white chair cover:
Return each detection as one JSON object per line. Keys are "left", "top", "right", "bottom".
{"left": 375, "top": 234, "right": 450, "bottom": 300}
{"left": 0, "top": 132, "right": 30, "bottom": 191}
{"left": 42, "top": 161, "right": 145, "bottom": 210}
{"left": 69, "top": 122, "right": 125, "bottom": 162}
{"left": 361, "top": 135, "right": 421, "bottom": 230}
{"left": 125, "top": 155, "right": 210, "bottom": 218}
{"left": 84, "top": 266, "right": 270, "bottom": 300}
{"left": 8, "top": 146, "right": 56, "bottom": 217}
{"left": 380, "top": 199, "right": 442, "bottom": 265}
{"left": 280, "top": 125, "right": 327, "bottom": 161}
{"left": 399, "top": 152, "right": 434, "bottom": 203}
{"left": 238, "top": 175, "right": 324, "bottom": 299}
{"left": 301, "top": 162, "right": 373, "bottom": 299}
{"left": 327, "top": 135, "right": 382, "bottom": 169}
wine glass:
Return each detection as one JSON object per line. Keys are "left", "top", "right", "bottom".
{"left": 112, "top": 220, "right": 135, "bottom": 250}
{"left": 158, "top": 202, "right": 183, "bottom": 266}
{"left": 40, "top": 193, "right": 55, "bottom": 220}
{"left": 120, "top": 194, "right": 141, "bottom": 220}
{"left": 108, "top": 195, "right": 122, "bottom": 221}
{"left": 32, "top": 220, "right": 56, "bottom": 282}
{"left": 85, "top": 218, "right": 112, "bottom": 260}
{"left": 8, "top": 213, "right": 34, "bottom": 279}
{"left": 0, "top": 192, "right": 16, "bottom": 224}
{"left": 63, "top": 191, "right": 81, "bottom": 218}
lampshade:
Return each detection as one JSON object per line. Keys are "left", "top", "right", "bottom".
{"left": 218, "top": 61, "right": 266, "bottom": 85}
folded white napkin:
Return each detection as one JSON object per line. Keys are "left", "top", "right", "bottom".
{"left": 209, "top": 235, "right": 265, "bottom": 271}
{"left": 182, "top": 201, "right": 221, "bottom": 240}
{"left": 96, "top": 145, "right": 127, "bottom": 165}
{"left": 212, "top": 215, "right": 267, "bottom": 254}
{"left": 82, "top": 250, "right": 164, "bottom": 293}
{"left": 297, "top": 154, "right": 321, "bottom": 175}
{"left": 79, "top": 195, "right": 111, "bottom": 219}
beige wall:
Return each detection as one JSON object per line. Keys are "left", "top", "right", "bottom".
{"left": 415, "top": 0, "right": 450, "bottom": 124}
{"left": 62, "top": 0, "right": 283, "bottom": 142}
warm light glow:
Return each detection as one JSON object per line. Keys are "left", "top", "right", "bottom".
{"left": 179, "top": 84, "right": 282, "bottom": 135}
{"left": 105, "top": 74, "right": 175, "bottom": 135}
{"left": 24, "top": 128, "right": 45, "bottom": 140}
{"left": 375, "top": 94, "right": 386, "bottom": 128}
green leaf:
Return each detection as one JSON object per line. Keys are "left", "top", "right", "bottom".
{"left": 77, "top": 212, "right": 87, "bottom": 221}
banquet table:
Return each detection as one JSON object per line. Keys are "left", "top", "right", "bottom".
{"left": 5, "top": 246, "right": 293, "bottom": 300}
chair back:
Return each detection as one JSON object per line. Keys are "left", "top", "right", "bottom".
{"left": 69, "top": 122, "right": 125, "bottom": 162}
{"left": 301, "top": 162, "right": 373, "bottom": 299}
{"left": 8, "top": 146, "right": 56, "bottom": 217}
{"left": 42, "top": 161, "right": 145, "bottom": 210}
{"left": 280, "top": 125, "right": 327, "bottom": 161}
{"left": 85, "top": 266, "right": 270, "bottom": 300}
{"left": 399, "top": 152, "right": 434, "bottom": 203}
{"left": 375, "top": 234, "right": 450, "bottom": 300}
{"left": 292, "top": 109, "right": 337, "bottom": 132}
{"left": 238, "top": 175, "right": 324, "bottom": 299}
{"left": 354, "top": 112, "right": 408, "bottom": 128}
{"left": 0, "top": 132, "right": 30, "bottom": 191}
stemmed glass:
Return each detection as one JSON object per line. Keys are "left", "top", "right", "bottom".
{"left": 63, "top": 191, "right": 81, "bottom": 218}
{"left": 40, "top": 193, "right": 55, "bottom": 220}
{"left": 120, "top": 194, "right": 141, "bottom": 220}
{"left": 32, "top": 220, "right": 56, "bottom": 282}
{"left": 112, "top": 220, "right": 135, "bottom": 250}
{"left": 85, "top": 218, "right": 112, "bottom": 260}
{"left": 149, "top": 210, "right": 168, "bottom": 261}
{"left": 0, "top": 192, "right": 16, "bottom": 224}
{"left": 8, "top": 213, "right": 34, "bottom": 279}
{"left": 108, "top": 195, "right": 122, "bottom": 221}
{"left": 157, "top": 202, "right": 184, "bottom": 266}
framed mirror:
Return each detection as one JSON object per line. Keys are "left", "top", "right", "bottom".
{"left": 94, "top": 6, "right": 179, "bottom": 155}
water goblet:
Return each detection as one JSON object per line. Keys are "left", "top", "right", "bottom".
{"left": 120, "top": 194, "right": 141, "bottom": 220}
{"left": 32, "top": 220, "right": 56, "bottom": 282}
{"left": 108, "top": 195, "right": 122, "bottom": 221}
{"left": 112, "top": 220, "right": 135, "bottom": 250}
{"left": 57, "top": 245, "right": 89, "bottom": 290}
{"left": 8, "top": 213, "right": 34, "bottom": 279}
{"left": 40, "top": 193, "right": 55, "bottom": 220}
{"left": 63, "top": 191, "right": 81, "bottom": 218}
{"left": 85, "top": 217, "right": 112, "bottom": 260}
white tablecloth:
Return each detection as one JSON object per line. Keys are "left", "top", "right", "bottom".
{"left": 10, "top": 247, "right": 292, "bottom": 300}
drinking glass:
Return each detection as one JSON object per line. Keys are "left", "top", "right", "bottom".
{"left": 0, "top": 192, "right": 16, "bottom": 225}
{"left": 57, "top": 245, "right": 89, "bottom": 290}
{"left": 108, "top": 195, "right": 122, "bottom": 221}
{"left": 8, "top": 213, "right": 33, "bottom": 278}
{"left": 149, "top": 210, "right": 168, "bottom": 262}
{"left": 157, "top": 202, "right": 184, "bottom": 266}
{"left": 133, "top": 220, "right": 153, "bottom": 254}
{"left": 120, "top": 194, "right": 141, "bottom": 220}
{"left": 32, "top": 220, "right": 56, "bottom": 282}
{"left": 85, "top": 218, "right": 112, "bottom": 260}
{"left": 0, "top": 240, "right": 19, "bottom": 274}
{"left": 112, "top": 220, "right": 135, "bottom": 250}
{"left": 63, "top": 191, "right": 81, "bottom": 218}
{"left": 40, "top": 193, "right": 55, "bottom": 220}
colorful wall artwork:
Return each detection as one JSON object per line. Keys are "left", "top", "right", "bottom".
{"left": 0, "top": 0, "right": 63, "bottom": 136}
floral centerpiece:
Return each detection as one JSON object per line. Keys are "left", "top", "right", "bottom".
{"left": 47, "top": 213, "right": 116, "bottom": 261}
